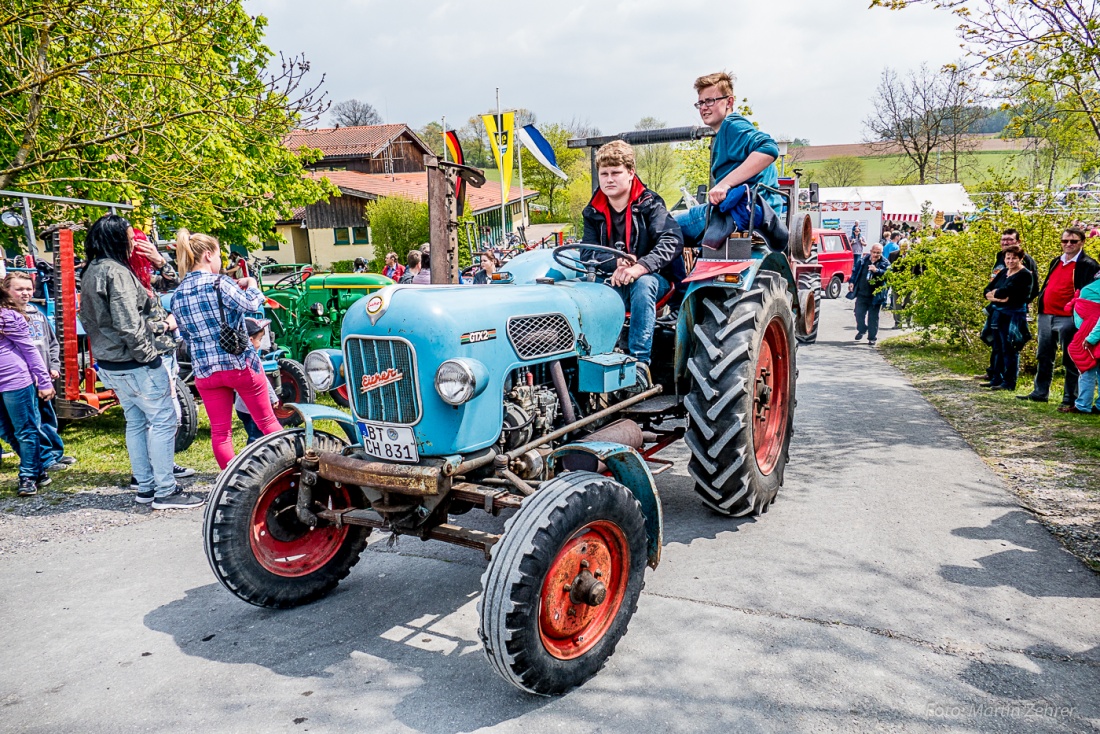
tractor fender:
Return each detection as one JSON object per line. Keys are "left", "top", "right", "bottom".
{"left": 285, "top": 402, "right": 359, "bottom": 450}
{"left": 549, "top": 441, "right": 663, "bottom": 568}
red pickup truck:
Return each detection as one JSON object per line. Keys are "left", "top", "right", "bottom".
{"left": 814, "top": 229, "right": 855, "bottom": 299}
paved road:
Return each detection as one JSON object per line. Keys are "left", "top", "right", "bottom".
{"left": 2, "top": 299, "right": 1098, "bottom": 733}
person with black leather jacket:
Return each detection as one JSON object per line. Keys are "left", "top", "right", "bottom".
{"left": 581, "top": 140, "right": 683, "bottom": 369}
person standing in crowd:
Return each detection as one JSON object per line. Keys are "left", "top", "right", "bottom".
{"left": 883, "top": 231, "right": 902, "bottom": 261}
{"left": 8, "top": 271, "right": 74, "bottom": 472}
{"left": 1068, "top": 274, "right": 1100, "bottom": 413}
{"left": 982, "top": 244, "right": 1034, "bottom": 391}
{"left": 0, "top": 274, "right": 55, "bottom": 496}
{"left": 382, "top": 252, "right": 404, "bottom": 280}
{"left": 978, "top": 229, "right": 1039, "bottom": 382}
{"left": 850, "top": 224, "right": 865, "bottom": 265}
{"left": 79, "top": 215, "right": 200, "bottom": 509}
{"left": 172, "top": 229, "right": 281, "bottom": 469}
{"left": 849, "top": 243, "right": 890, "bottom": 346}
{"left": 399, "top": 250, "right": 420, "bottom": 284}
{"left": 413, "top": 243, "right": 432, "bottom": 284}
{"left": 473, "top": 252, "right": 500, "bottom": 284}
{"left": 235, "top": 318, "right": 280, "bottom": 443}
{"left": 1019, "top": 227, "right": 1100, "bottom": 410}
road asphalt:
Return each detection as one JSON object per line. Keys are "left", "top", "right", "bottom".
{"left": 1, "top": 298, "right": 1098, "bottom": 733}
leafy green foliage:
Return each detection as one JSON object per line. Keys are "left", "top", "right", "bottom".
{"left": 329, "top": 259, "right": 355, "bottom": 273}
{"left": 0, "top": 0, "right": 334, "bottom": 247}
{"left": 364, "top": 196, "right": 429, "bottom": 272}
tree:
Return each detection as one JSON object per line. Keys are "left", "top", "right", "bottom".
{"left": 632, "top": 117, "right": 677, "bottom": 198}
{"left": 519, "top": 122, "right": 584, "bottom": 219}
{"left": 416, "top": 121, "right": 443, "bottom": 156}
{"left": 940, "top": 65, "right": 986, "bottom": 183}
{"left": 818, "top": 157, "right": 865, "bottom": 186}
{"left": 330, "top": 99, "right": 382, "bottom": 127}
{"left": 677, "top": 139, "right": 711, "bottom": 198}
{"left": 458, "top": 116, "right": 491, "bottom": 168}
{"left": 0, "top": 0, "right": 332, "bottom": 246}
{"left": 864, "top": 65, "right": 956, "bottom": 184}
{"left": 364, "top": 195, "right": 429, "bottom": 271}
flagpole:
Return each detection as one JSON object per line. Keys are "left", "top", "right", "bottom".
{"left": 497, "top": 87, "right": 506, "bottom": 246}
{"left": 516, "top": 121, "right": 525, "bottom": 233}
{"left": 441, "top": 116, "right": 446, "bottom": 162}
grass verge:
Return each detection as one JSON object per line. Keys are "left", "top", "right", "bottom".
{"left": 879, "top": 334, "right": 1100, "bottom": 571}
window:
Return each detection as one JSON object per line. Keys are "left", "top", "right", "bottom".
{"left": 820, "top": 235, "right": 845, "bottom": 253}
{"left": 333, "top": 227, "right": 350, "bottom": 246}
{"left": 512, "top": 202, "right": 522, "bottom": 214}
{"left": 351, "top": 226, "right": 370, "bottom": 244}
{"left": 262, "top": 238, "right": 280, "bottom": 252}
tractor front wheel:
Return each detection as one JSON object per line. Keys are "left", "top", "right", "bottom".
{"left": 329, "top": 385, "right": 350, "bottom": 409}
{"left": 479, "top": 471, "right": 648, "bottom": 695}
{"left": 273, "top": 358, "right": 314, "bottom": 427}
{"left": 685, "top": 271, "right": 797, "bottom": 516}
{"left": 203, "top": 430, "right": 369, "bottom": 608}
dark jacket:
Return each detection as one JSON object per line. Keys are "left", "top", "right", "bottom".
{"left": 851, "top": 253, "right": 890, "bottom": 305}
{"left": 581, "top": 176, "right": 683, "bottom": 280}
{"left": 79, "top": 258, "right": 170, "bottom": 368}
{"left": 993, "top": 250, "right": 1040, "bottom": 302}
{"left": 984, "top": 267, "right": 1033, "bottom": 310}
{"left": 1036, "top": 251, "right": 1100, "bottom": 315}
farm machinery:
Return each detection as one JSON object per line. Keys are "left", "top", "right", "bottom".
{"left": 202, "top": 134, "right": 821, "bottom": 695}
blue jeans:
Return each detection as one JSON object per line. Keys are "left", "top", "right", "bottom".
{"left": 674, "top": 205, "right": 708, "bottom": 243}
{"left": 615, "top": 272, "right": 670, "bottom": 364}
{"left": 854, "top": 296, "right": 882, "bottom": 341}
{"left": 237, "top": 409, "right": 264, "bottom": 444}
{"left": 0, "top": 384, "right": 44, "bottom": 479}
{"left": 989, "top": 309, "right": 1021, "bottom": 390}
{"left": 38, "top": 397, "right": 64, "bottom": 466}
{"left": 98, "top": 364, "right": 177, "bottom": 498}
{"left": 1076, "top": 367, "right": 1099, "bottom": 413}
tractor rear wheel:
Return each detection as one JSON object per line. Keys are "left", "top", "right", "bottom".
{"left": 203, "top": 429, "right": 369, "bottom": 608}
{"left": 685, "top": 271, "right": 797, "bottom": 516}
{"left": 479, "top": 471, "right": 648, "bottom": 695}
{"left": 174, "top": 379, "right": 198, "bottom": 454}
{"left": 273, "top": 358, "right": 314, "bottom": 427}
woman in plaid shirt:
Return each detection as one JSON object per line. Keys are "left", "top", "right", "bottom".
{"left": 170, "top": 230, "right": 281, "bottom": 468}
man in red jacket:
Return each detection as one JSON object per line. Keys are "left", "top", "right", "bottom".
{"left": 1018, "top": 227, "right": 1100, "bottom": 410}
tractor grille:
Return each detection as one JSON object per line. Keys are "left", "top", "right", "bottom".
{"left": 507, "top": 314, "right": 575, "bottom": 360}
{"left": 344, "top": 337, "right": 420, "bottom": 424}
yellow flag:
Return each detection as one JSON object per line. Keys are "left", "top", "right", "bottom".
{"left": 482, "top": 112, "right": 515, "bottom": 195}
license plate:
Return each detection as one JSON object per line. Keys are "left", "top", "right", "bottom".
{"left": 358, "top": 422, "right": 419, "bottom": 463}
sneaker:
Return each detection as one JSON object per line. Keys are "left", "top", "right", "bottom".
{"left": 58, "top": 455, "right": 77, "bottom": 466}
{"left": 151, "top": 490, "right": 204, "bottom": 510}
{"left": 855, "top": 332, "right": 865, "bottom": 341}
{"left": 135, "top": 490, "right": 155, "bottom": 505}
{"left": 868, "top": 339, "right": 877, "bottom": 346}
{"left": 44, "top": 461, "right": 71, "bottom": 472}
{"left": 173, "top": 463, "right": 195, "bottom": 478}
{"left": 973, "top": 373, "right": 994, "bottom": 381}
{"left": 1016, "top": 393, "right": 1048, "bottom": 403}
{"left": 17, "top": 477, "right": 37, "bottom": 497}
{"left": 129, "top": 475, "right": 139, "bottom": 490}
{"left": 1058, "top": 404, "right": 1090, "bottom": 414}
{"left": 36, "top": 473, "right": 52, "bottom": 488}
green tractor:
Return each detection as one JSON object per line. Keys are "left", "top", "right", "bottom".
{"left": 259, "top": 264, "right": 394, "bottom": 406}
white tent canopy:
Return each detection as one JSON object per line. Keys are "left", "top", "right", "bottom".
{"left": 818, "top": 183, "right": 975, "bottom": 222}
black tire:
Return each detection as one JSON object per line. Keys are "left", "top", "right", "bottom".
{"left": 174, "top": 379, "right": 198, "bottom": 454}
{"left": 273, "top": 358, "right": 315, "bottom": 427}
{"left": 685, "top": 271, "right": 797, "bottom": 516}
{"left": 795, "top": 269, "right": 820, "bottom": 345}
{"left": 329, "top": 385, "right": 350, "bottom": 409}
{"left": 203, "top": 429, "right": 370, "bottom": 609}
{"left": 479, "top": 471, "right": 648, "bottom": 696}
{"left": 826, "top": 274, "right": 844, "bottom": 300}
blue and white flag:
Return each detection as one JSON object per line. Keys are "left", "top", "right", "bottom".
{"left": 517, "top": 124, "right": 568, "bottom": 181}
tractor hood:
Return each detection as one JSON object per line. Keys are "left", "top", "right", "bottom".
{"left": 339, "top": 281, "right": 624, "bottom": 456}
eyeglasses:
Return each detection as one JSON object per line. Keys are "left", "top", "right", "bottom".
{"left": 694, "top": 96, "right": 731, "bottom": 110}
{"left": 1061, "top": 239, "right": 1082, "bottom": 244}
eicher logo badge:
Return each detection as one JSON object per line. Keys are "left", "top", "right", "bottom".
{"left": 366, "top": 296, "right": 383, "bottom": 314}
{"left": 360, "top": 367, "right": 403, "bottom": 394}
{"left": 461, "top": 329, "right": 496, "bottom": 344}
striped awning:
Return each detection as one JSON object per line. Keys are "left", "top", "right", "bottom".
{"left": 884, "top": 213, "right": 919, "bottom": 222}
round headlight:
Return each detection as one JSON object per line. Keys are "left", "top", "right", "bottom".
{"left": 304, "top": 350, "right": 335, "bottom": 392}
{"left": 435, "top": 359, "right": 476, "bottom": 406}
{"left": 309, "top": 302, "right": 325, "bottom": 317}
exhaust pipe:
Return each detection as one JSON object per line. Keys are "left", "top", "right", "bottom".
{"left": 560, "top": 419, "right": 644, "bottom": 473}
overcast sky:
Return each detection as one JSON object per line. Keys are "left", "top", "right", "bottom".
{"left": 247, "top": 0, "right": 964, "bottom": 146}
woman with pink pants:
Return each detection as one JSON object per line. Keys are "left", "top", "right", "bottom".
{"left": 170, "top": 230, "right": 281, "bottom": 468}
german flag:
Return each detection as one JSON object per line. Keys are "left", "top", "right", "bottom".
{"left": 444, "top": 130, "right": 464, "bottom": 165}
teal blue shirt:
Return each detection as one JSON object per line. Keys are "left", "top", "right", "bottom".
{"left": 712, "top": 114, "right": 782, "bottom": 210}
{"left": 1072, "top": 278, "right": 1100, "bottom": 345}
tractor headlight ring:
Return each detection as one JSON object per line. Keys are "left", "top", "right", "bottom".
{"left": 309, "top": 302, "right": 325, "bottom": 317}
{"left": 435, "top": 359, "right": 487, "bottom": 406}
{"left": 304, "top": 349, "right": 342, "bottom": 392}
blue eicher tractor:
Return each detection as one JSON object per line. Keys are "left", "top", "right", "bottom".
{"left": 202, "top": 175, "right": 820, "bottom": 695}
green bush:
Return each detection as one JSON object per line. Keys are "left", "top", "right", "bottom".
{"left": 330, "top": 259, "right": 354, "bottom": 273}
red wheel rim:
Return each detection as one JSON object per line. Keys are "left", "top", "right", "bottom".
{"left": 336, "top": 385, "right": 349, "bottom": 403}
{"left": 249, "top": 469, "right": 352, "bottom": 577}
{"left": 752, "top": 317, "right": 791, "bottom": 475}
{"left": 539, "top": 520, "right": 629, "bottom": 660}
{"left": 273, "top": 370, "right": 301, "bottom": 421}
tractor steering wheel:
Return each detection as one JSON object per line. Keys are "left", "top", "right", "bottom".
{"left": 270, "top": 268, "right": 312, "bottom": 291}
{"left": 552, "top": 243, "right": 623, "bottom": 280}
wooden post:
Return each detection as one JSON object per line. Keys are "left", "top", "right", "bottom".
{"left": 425, "top": 154, "right": 459, "bottom": 284}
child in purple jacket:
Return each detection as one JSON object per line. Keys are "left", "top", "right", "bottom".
{"left": 0, "top": 273, "right": 56, "bottom": 496}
